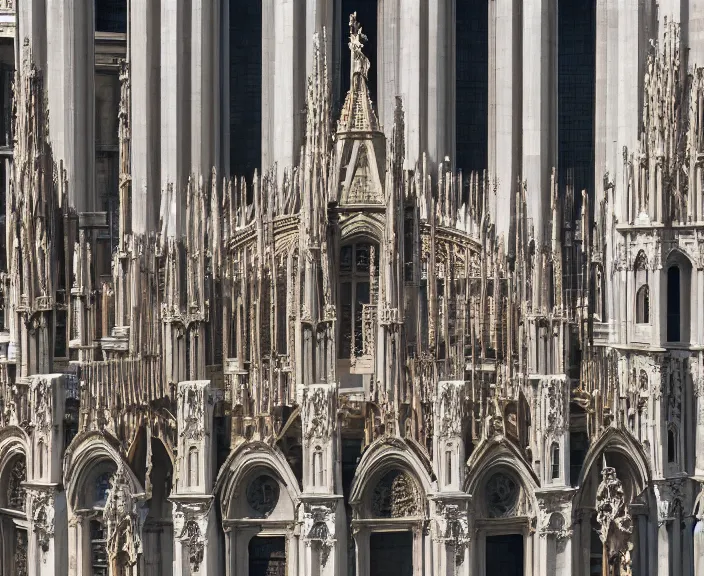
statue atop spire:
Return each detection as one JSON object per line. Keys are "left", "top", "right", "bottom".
{"left": 337, "top": 12, "right": 379, "bottom": 134}
{"left": 348, "top": 11, "right": 370, "bottom": 81}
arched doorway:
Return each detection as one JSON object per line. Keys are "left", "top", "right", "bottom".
{"left": 473, "top": 467, "right": 534, "bottom": 576}
{"left": 0, "top": 450, "right": 28, "bottom": 575}
{"left": 572, "top": 442, "right": 652, "bottom": 576}
{"left": 143, "top": 438, "right": 174, "bottom": 574}
{"left": 351, "top": 465, "right": 426, "bottom": 576}
{"left": 64, "top": 434, "right": 147, "bottom": 576}
{"left": 218, "top": 445, "right": 301, "bottom": 576}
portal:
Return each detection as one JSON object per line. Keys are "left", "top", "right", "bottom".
{"left": 370, "top": 531, "right": 413, "bottom": 576}
{"left": 249, "top": 536, "right": 286, "bottom": 576}
{"left": 486, "top": 534, "right": 524, "bottom": 576}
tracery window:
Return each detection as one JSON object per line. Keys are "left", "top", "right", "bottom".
{"left": 371, "top": 470, "right": 420, "bottom": 518}
{"left": 485, "top": 472, "right": 519, "bottom": 518}
{"left": 338, "top": 242, "right": 378, "bottom": 359}
{"left": 94, "top": 471, "right": 112, "bottom": 507}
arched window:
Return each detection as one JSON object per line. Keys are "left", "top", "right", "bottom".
{"left": 551, "top": 443, "right": 560, "bottom": 479}
{"left": 667, "top": 265, "right": 681, "bottom": 342}
{"left": 188, "top": 447, "right": 199, "bottom": 488}
{"left": 667, "top": 426, "right": 678, "bottom": 464}
{"left": 338, "top": 241, "right": 378, "bottom": 360}
{"left": 636, "top": 285, "right": 650, "bottom": 324}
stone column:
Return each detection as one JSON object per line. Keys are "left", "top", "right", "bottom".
{"left": 432, "top": 496, "right": 472, "bottom": 576}
{"left": 489, "top": 0, "right": 521, "bottom": 238}
{"left": 398, "top": 0, "right": 424, "bottom": 168}
{"left": 615, "top": 0, "right": 644, "bottom": 223}
{"left": 43, "top": 0, "right": 95, "bottom": 212}
{"left": 262, "top": 0, "right": 306, "bottom": 172}
{"left": 171, "top": 380, "right": 219, "bottom": 576}
{"left": 299, "top": 384, "right": 346, "bottom": 576}
{"left": 536, "top": 493, "right": 573, "bottom": 576}
{"left": 130, "top": 0, "right": 161, "bottom": 234}
{"left": 26, "top": 374, "right": 67, "bottom": 576}
{"left": 427, "top": 0, "right": 453, "bottom": 166}
{"left": 692, "top": 0, "right": 704, "bottom": 67}
{"left": 160, "top": 0, "right": 187, "bottom": 237}
{"left": 522, "top": 0, "right": 557, "bottom": 307}
{"left": 378, "top": 0, "right": 400, "bottom": 136}
{"left": 695, "top": 517, "right": 704, "bottom": 575}
{"left": 17, "top": 0, "right": 46, "bottom": 69}
{"left": 190, "top": 0, "right": 219, "bottom": 178}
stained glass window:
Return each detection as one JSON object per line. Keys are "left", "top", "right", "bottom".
{"left": 94, "top": 472, "right": 112, "bottom": 507}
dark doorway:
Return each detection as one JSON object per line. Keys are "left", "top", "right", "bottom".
{"left": 486, "top": 534, "right": 523, "bottom": 576}
{"left": 249, "top": 536, "right": 286, "bottom": 576}
{"left": 370, "top": 531, "right": 413, "bottom": 576}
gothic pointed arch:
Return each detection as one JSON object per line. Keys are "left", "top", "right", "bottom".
{"left": 216, "top": 440, "right": 302, "bottom": 520}
{"left": 63, "top": 430, "right": 144, "bottom": 510}
{"left": 0, "top": 428, "right": 29, "bottom": 510}
{"left": 349, "top": 436, "right": 434, "bottom": 513}
{"left": 574, "top": 427, "right": 651, "bottom": 499}
{"left": 464, "top": 437, "right": 539, "bottom": 517}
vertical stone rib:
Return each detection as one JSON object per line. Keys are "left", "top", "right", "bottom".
{"left": 130, "top": 0, "right": 161, "bottom": 234}
{"left": 490, "top": 0, "right": 522, "bottom": 238}
{"left": 160, "top": 0, "right": 186, "bottom": 237}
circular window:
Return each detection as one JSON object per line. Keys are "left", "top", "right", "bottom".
{"left": 485, "top": 472, "right": 519, "bottom": 518}
{"left": 246, "top": 475, "right": 280, "bottom": 517}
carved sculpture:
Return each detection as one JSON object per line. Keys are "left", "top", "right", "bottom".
{"left": 103, "top": 470, "right": 142, "bottom": 570}
{"left": 596, "top": 464, "right": 633, "bottom": 575}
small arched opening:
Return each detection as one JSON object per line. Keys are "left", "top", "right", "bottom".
{"left": 636, "top": 285, "right": 650, "bottom": 324}
{"left": 665, "top": 251, "right": 692, "bottom": 344}
{"left": 0, "top": 451, "right": 28, "bottom": 576}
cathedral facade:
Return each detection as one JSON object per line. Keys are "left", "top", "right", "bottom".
{"left": 1, "top": 1, "right": 704, "bottom": 576}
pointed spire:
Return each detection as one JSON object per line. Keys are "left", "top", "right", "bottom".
{"left": 337, "top": 13, "right": 380, "bottom": 134}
